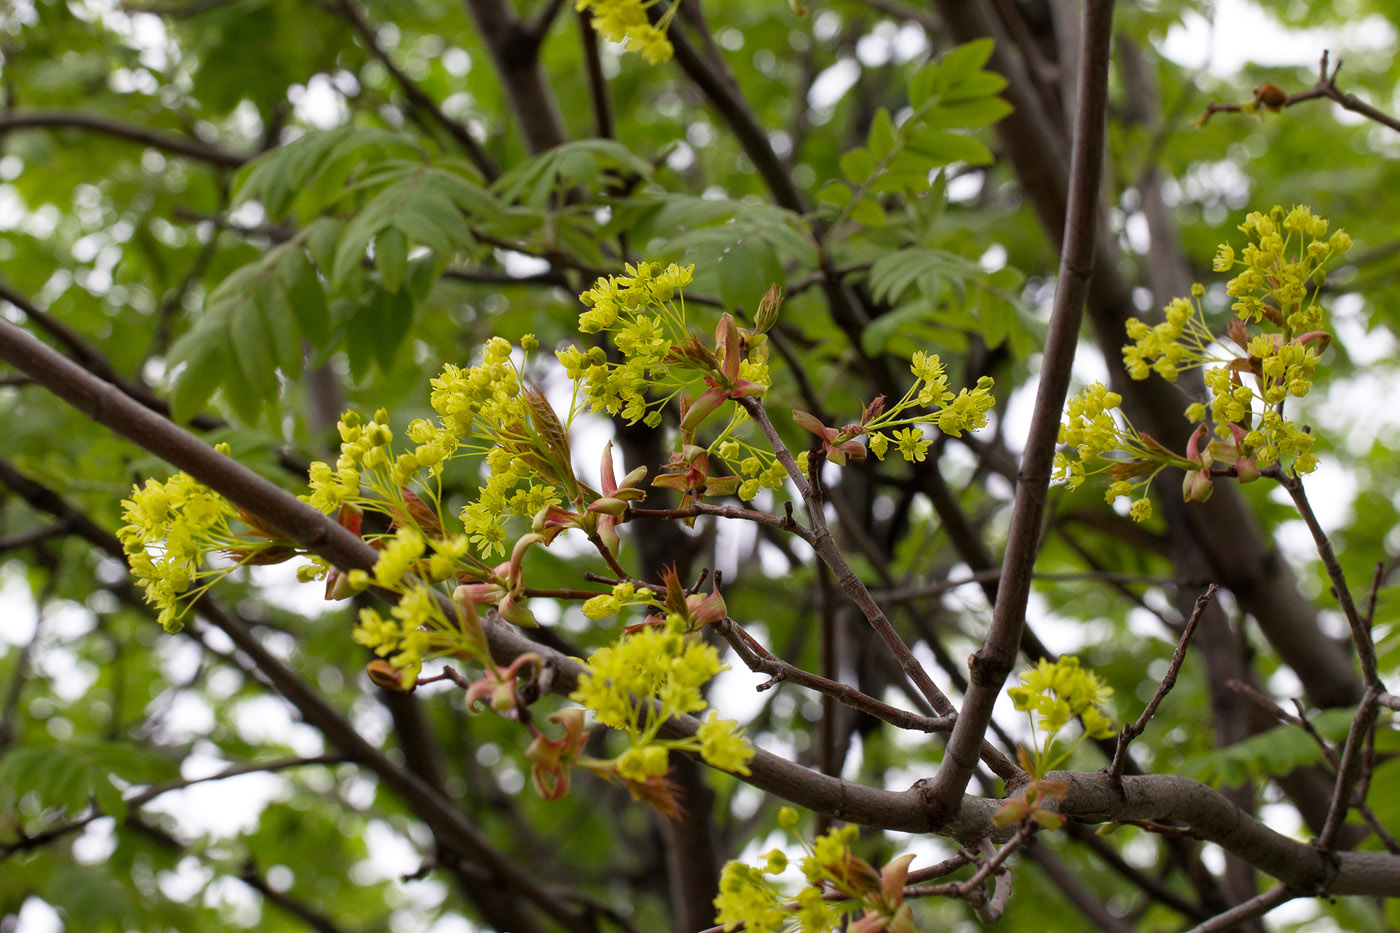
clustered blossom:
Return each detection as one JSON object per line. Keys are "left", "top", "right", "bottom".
{"left": 351, "top": 584, "right": 449, "bottom": 682}
{"left": 570, "top": 613, "right": 753, "bottom": 778}
{"left": 1071, "top": 206, "right": 1351, "bottom": 517}
{"left": 861, "top": 352, "right": 997, "bottom": 459}
{"left": 561, "top": 261, "right": 773, "bottom": 433}
{"left": 1053, "top": 383, "right": 1190, "bottom": 522}
{"left": 575, "top": 0, "right": 676, "bottom": 63}
{"left": 118, "top": 466, "right": 242, "bottom": 632}
{"left": 1008, "top": 655, "right": 1115, "bottom": 777}
{"left": 715, "top": 808, "right": 918, "bottom": 933}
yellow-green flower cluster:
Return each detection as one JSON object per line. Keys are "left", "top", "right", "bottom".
{"left": 712, "top": 439, "right": 805, "bottom": 502}
{"left": 1117, "top": 206, "right": 1348, "bottom": 485}
{"left": 580, "top": 580, "right": 657, "bottom": 620}
{"left": 119, "top": 470, "right": 240, "bottom": 633}
{"left": 1054, "top": 383, "right": 1188, "bottom": 521}
{"left": 865, "top": 353, "right": 997, "bottom": 460}
{"left": 560, "top": 262, "right": 713, "bottom": 427}
{"left": 570, "top": 614, "right": 753, "bottom": 778}
{"left": 460, "top": 448, "right": 563, "bottom": 558}
{"left": 714, "top": 809, "right": 911, "bottom": 933}
{"left": 1007, "top": 655, "right": 1115, "bottom": 777}
{"left": 1122, "top": 290, "right": 1221, "bottom": 382}
{"left": 352, "top": 584, "right": 451, "bottom": 681}
{"left": 714, "top": 861, "right": 788, "bottom": 933}
{"left": 428, "top": 339, "right": 566, "bottom": 558}
{"left": 575, "top": 0, "right": 676, "bottom": 64}
{"left": 1222, "top": 205, "right": 1351, "bottom": 331}
{"left": 305, "top": 408, "right": 457, "bottom": 515}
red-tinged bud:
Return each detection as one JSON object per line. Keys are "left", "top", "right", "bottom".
{"left": 836, "top": 439, "right": 867, "bottom": 462}
{"left": 880, "top": 853, "right": 916, "bottom": 905}
{"left": 701, "top": 475, "right": 740, "bottom": 497}
{"left": 507, "top": 533, "right": 544, "bottom": 591}
{"left": 598, "top": 517, "right": 622, "bottom": 560}
{"left": 1185, "top": 424, "right": 1209, "bottom": 467}
{"left": 1294, "top": 330, "right": 1332, "bottom": 352}
{"left": 456, "top": 582, "right": 506, "bottom": 607}
{"left": 1253, "top": 81, "right": 1287, "bottom": 111}
{"left": 887, "top": 904, "right": 915, "bottom": 933}
{"left": 326, "top": 567, "right": 370, "bottom": 600}
{"left": 728, "top": 379, "right": 765, "bottom": 398}
{"left": 600, "top": 440, "right": 618, "bottom": 494}
{"left": 1183, "top": 468, "right": 1214, "bottom": 503}
{"left": 686, "top": 586, "right": 727, "bottom": 628}
{"left": 680, "top": 385, "right": 728, "bottom": 435}
{"left": 754, "top": 283, "right": 783, "bottom": 334}
{"left": 235, "top": 507, "right": 282, "bottom": 540}
{"left": 716, "top": 313, "right": 741, "bottom": 382}
{"left": 395, "top": 487, "right": 444, "bottom": 539}
{"left": 366, "top": 659, "right": 415, "bottom": 691}
{"left": 223, "top": 545, "right": 298, "bottom": 565}
{"left": 618, "top": 464, "right": 648, "bottom": 490}
{"left": 587, "top": 496, "right": 630, "bottom": 518}
{"left": 490, "top": 682, "right": 517, "bottom": 714}
{"left": 848, "top": 913, "right": 889, "bottom": 933}
{"left": 792, "top": 408, "right": 832, "bottom": 437}
{"left": 993, "top": 797, "right": 1030, "bottom": 827}
{"left": 498, "top": 593, "right": 538, "bottom": 628}
{"left": 336, "top": 503, "right": 363, "bottom": 537}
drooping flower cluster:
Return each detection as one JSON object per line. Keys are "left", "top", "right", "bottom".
{"left": 1089, "top": 206, "right": 1352, "bottom": 513}
{"left": 118, "top": 469, "right": 244, "bottom": 633}
{"left": 352, "top": 583, "right": 457, "bottom": 682}
{"left": 1053, "top": 383, "right": 1191, "bottom": 522}
{"left": 714, "top": 808, "right": 919, "bottom": 933}
{"left": 1007, "top": 655, "right": 1115, "bottom": 777}
{"left": 765, "top": 350, "right": 995, "bottom": 496}
{"left": 575, "top": 0, "right": 676, "bottom": 64}
{"left": 570, "top": 612, "right": 753, "bottom": 780}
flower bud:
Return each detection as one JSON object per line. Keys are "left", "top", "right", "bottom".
{"left": 754, "top": 283, "right": 784, "bottom": 334}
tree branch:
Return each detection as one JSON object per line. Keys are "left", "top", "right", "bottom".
{"left": 1109, "top": 584, "right": 1217, "bottom": 788}
{"left": 331, "top": 0, "right": 498, "bottom": 180}
{"left": 0, "top": 110, "right": 247, "bottom": 167}
{"left": 926, "top": 0, "right": 1115, "bottom": 822}
{"left": 1195, "top": 50, "right": 1400, "bottom": 134}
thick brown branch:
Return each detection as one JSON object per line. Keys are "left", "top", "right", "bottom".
{"left": 927, "top": 0, "right": 1115, "bottom": 822}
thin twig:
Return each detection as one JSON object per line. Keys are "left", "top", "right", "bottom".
{"left": 1182, "top": 885, "right": 1300, "bottom": 933}
{"left": 1109, "top": 584, "right": 1217, "bottom": 789}
{"left": 714, "top": 619, "right": 956, "bottom": 734}
{"left": 1316, "top": 685, "right": 1382, "bottom": 850}
{"left": 330, "top": 0, "right": 498, "bottom": 180}
{"left": 1265, "top": 466, "right": 1378, "bottom": 686}
{"left": 0, "top": 755, "right": 347, "bottom": 859}
{"left": 1195, "top": 51, "right": 1400, "bottom": 134}
{"left": 0, "top": 111, "right": 247, "bottom": 166}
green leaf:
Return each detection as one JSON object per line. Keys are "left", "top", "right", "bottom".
{"left": 167, "top": 316, "right": 229, "bottom": 423}
{"left": 279, "top": 249, "right": 330, "bottom": 345}
{"left": 839, "top": 148, "right": 876, "bottom": 185}
{"left": 868, "top": 107, "right": 896, "bottom": 161}
{"left": 375, "top": 226, "right": 408, "bottom": 293}
{"left": 904, "top": 130, "right": 994, "bottom": 166}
